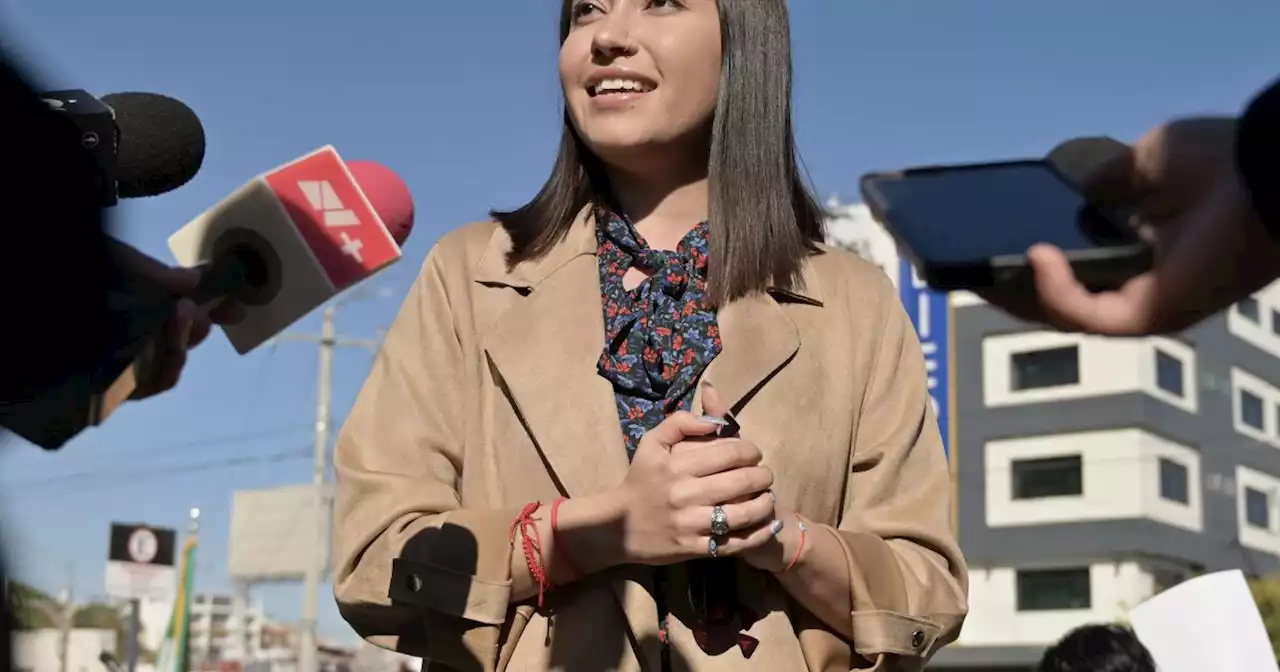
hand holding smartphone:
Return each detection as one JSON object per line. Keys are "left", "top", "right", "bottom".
{"left": 858, "top": 137, "right": 1154, "bottom": 292}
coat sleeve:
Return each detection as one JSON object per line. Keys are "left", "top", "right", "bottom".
{"left": 824, "top": 271, "right": 969, "bottom": 667}
{"left": 1237, "top": 75, "right": 1280, "bottom": 237}
{"left": 332, "top": 242, "right": 522, "bottom": 671}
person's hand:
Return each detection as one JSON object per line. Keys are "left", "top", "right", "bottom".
{"left": 109, "top": 242, "right": 240, "bottom": 399}
{"left": 979, "top": 117, "right": 1280, "bottom": 335}
{"left": 613, "top": 408, "right": 779, "bottom": 566}
{"left": 691, "top": 384, "right": 797, "bottom": 573}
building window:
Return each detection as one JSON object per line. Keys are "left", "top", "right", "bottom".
{"left": 1155, "top": 349, "right": 1184, "bottom": 397}
{"left": 1159, "top": 458, "right": 1190, "bottom": 504}
{"left": 1239, "top": 297, "right": 1261, "bottom": 322}
{"left": 1011, "top": 346, "right": 1080, "bottom": 391}
{"left": 1246, "top": 487, "right": 1272, "bottom": 529}
{"left": 1272, "top": 309, "right": 1280, "bottom": 336}
{"left": 1011, "top": 455, "right": 1083, "bottom": 500}
{"left": 1241, "top": 389, "right": 1266, "bottom": 430}
{"left": 1016, "top": 568, "right": 1091, "bottom": 611}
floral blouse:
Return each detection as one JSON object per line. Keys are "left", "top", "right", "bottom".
{"left": 595, "top": 211, "right": 722, "bottom": 456}
{"left": 596, "top": 210, "right": 757, "bottom": 664}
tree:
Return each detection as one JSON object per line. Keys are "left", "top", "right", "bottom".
{"left": 1248, "top": 575, "right": 1280, "bottom": 661}
{"left": 6, "top": 580, "right": 57, "bottom": 629}
{"left": 5, "top": 581, "right": 159, "bottom": 664}
{"left": 73, "top": 603, "right": 123, "bottom": 630}
{"left": 73, "top": 602, "right": 161, "bottom": 663}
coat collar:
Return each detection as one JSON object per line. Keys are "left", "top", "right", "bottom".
{"left": 474, "top": 206, "right": 824, "bottom": 305}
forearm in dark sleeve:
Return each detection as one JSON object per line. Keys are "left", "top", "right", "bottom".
{"left": 0, "top": 47, "right": 113, "bottom": 404}
{"left": 1237, "top": 75, "right": 1280, "bottom": 237}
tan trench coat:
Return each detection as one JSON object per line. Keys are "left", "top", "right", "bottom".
{"left": 332, "top": 211, "right": 968, "bottom": 671}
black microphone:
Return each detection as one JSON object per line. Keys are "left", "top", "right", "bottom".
{"left": 39, "top": 90, "right": 206, "bottom": 206}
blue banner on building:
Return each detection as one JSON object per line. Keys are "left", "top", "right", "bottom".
{"left": 898, "top": 259, "right": 951, "bottom": 458}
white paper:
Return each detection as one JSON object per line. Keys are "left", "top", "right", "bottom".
{"left": 1129, "top": 569, "right": 1278, "bottom": 672}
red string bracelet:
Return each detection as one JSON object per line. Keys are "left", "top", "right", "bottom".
{"left": 550, "top": 497, "right": 583, "bottom": 580}
{"left": 778, "top": 517, "right": 808, "bottom": 574}
{"left": 509, "top": 501, "right": 552, "bottom": 607}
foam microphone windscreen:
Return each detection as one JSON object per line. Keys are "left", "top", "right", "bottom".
{"left": 102, "top": 92, "right": 206, "bottom": 198}
{"left": 347, "top": 159, "right": 414, "bottom": 246}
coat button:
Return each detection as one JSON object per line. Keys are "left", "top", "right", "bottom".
{"left": 911, "top": 629, "right": 926, "bottom": 649}
{"left": 407, "top": 573, "right": 423, "bottom": 592}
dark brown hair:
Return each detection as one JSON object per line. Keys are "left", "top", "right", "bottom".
{"left": 490, "top": 0, "right": 825, "bottom": 305}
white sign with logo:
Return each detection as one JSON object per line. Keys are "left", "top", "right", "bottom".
{"left": 104, "top": 523, "right": 177, "bottom": 602}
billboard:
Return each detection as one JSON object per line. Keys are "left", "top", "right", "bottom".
{"left": 898, "top": 259, "right": 951, "bottom": 458}
{"left": 228, "top": 484, "right": 332, "bottom": 582}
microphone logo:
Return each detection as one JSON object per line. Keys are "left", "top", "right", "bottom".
{"left": 261, "top": 147, "right": 400, "bottom": 290}
{"left": 298, "top": 180, "right": 360, "bottom": 227}
{"left": 298, "top": 179, "right": 364, "bottom": 262}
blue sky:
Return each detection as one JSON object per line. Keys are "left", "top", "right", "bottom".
{"left": 1, "top": 0, "right": 1277, "bottom": 644}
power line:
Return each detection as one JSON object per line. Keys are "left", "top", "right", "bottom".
{"left": 81, "top": 424, "right": 311, "bottom": 458}
{"left": 2, "top": 424, "right": 312, "bottom": 476}
{"left": 237, "top": 340, "right": 282, "bottom": 433}
{"left": 2, "top": 447, "right": 309, "bottom": 494}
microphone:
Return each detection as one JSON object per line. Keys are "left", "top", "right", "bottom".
{"left": 40, "top": 89, "right": 206, "bottom": 205}
{"left": 0, "top": 147, "right": 413, "bottom": 450}
{"left": 169, "top": 145, "right": 413, "bottom": 354}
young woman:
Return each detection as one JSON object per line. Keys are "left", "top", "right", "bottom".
{"left": 332, "top": 1, "right": 967, "bottom": 669}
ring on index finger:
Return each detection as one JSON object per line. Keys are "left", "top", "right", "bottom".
{"left": 710, "top": 505, "right": 730, "bottom": 537}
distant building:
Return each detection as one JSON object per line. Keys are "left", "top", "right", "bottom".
{"left": 824, "top": 199, "right": 1279, "bottom": 670}
{"left": 138, "top": 591, "right": 293, "bottom": 668}
{"left": 350, "top": 641, "right": 420, "bottom": 672}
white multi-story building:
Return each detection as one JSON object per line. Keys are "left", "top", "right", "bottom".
{"left": 824, "top": 200, "right": 1278, "bottom": 670}
{"left": 182, "top": 591, "right": 277, "bottom": 665}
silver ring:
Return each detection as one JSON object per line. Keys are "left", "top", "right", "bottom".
{"left": 708, "top": 536, "right": 719, "bottom": 557}
{"left": 710, "top": 505, "right": 730, "bottom": 537}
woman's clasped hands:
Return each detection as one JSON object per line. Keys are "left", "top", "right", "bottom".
{"left": 610, "top": 384, "right": 799, "bottom": 573}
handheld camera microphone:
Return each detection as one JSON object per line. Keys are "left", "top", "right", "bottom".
{"left": 40, "top": 89, "right": 206, "bottom": 206}
{"left": 0, "top": 146, "right": 413, "bottom": 451}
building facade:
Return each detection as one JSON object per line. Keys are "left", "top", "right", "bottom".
{"left": 824, "top": 200, "right": 1280, "bottom": 670}
{"left": 185, "top": 588, "right": 270, "bottom": 660}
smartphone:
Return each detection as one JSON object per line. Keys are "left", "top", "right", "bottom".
{"left": 859, "top": 160, "right": 1153, "bottom": 291}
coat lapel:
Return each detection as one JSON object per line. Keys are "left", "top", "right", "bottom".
{"left": 696, "top": 290, "right": 806, "bottom": 415}
{"left": 478, "top": 210, "right": 631, "bottom": 498}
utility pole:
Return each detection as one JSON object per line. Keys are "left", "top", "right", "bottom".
{"left": 124, "top": 597, "right": 140, "bottom": 672}
{"left": 55, "top": 557, "right": 76, "bottom": 672}
{"left": 276, "top": 295, "right": 383, "bottom": 672}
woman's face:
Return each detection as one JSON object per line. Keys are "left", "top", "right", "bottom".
{"left": 559, "top": 0, "right": 723, "bottom": 168}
